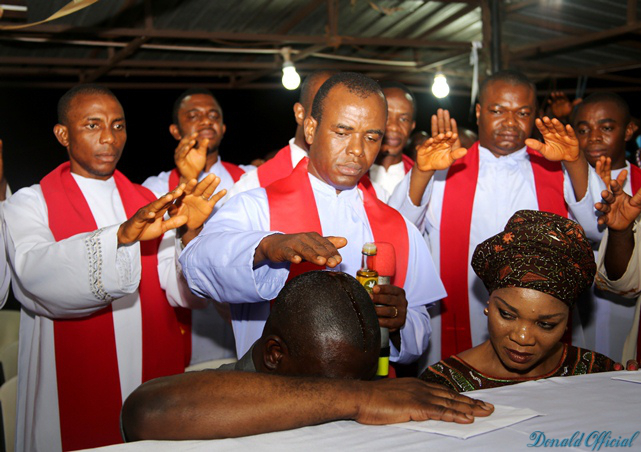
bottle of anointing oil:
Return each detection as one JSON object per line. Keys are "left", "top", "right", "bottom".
{"left": 356, "top": 243, "right": 389, "bottom": 377}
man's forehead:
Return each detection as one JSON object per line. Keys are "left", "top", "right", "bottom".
{"left": 482, "top": 81, "right": 535, "bottom": 106}
{"left": 576, "top": 101, "right": 625, "bottom": 122}
{"left": 327, "top": 87, "right": 386, "bottom": 118}
{"left": 383, "top": 87, "right": 413, "bottom": 106}
{"left": 180, "top": 94, "right": 221, "bottom": 111}
{"left": 69, "top": 93, "right": 123, "bottom": 117}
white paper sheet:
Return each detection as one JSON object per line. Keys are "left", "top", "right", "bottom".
{"left": 611, "top": 372, "right": 641, "bottom": 384}
{"left": 391, "top": 404, "right": 544, "bottom": 440}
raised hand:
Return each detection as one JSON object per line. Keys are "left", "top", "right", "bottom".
{"left": 430, "top": 109, "right": 462, "bottom": 151}
{"left": 595, "top": 170, "right": 641, "bottom": 230}
{"left": 117, "top": 186, "right": 188, "bottom": 246}
{"left": 595, "top": 155, "right": 613, "bottom": 187}
{"left": 547, "top": 91, "right": 581, "bottom": 120}
{"left": 172, "top": 174, "right": 226, "bottom": 230}
{"left": 525, "top": 117, "right": 580, "bottom": 162}
{"left": 416, "top": 131, "right": 468, "bottom": 173}
{"left": 174, "top": 132, "right": 209, "bottom": 183}
{"left": 254, "top": 232, "right": 347, "bottom": 267}
{"left": 170, "top": 174, "right": 227, "bottom": 246}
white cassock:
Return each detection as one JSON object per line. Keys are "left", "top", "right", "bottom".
{"left": 143, "top": 158, "right": 254, "bottom": 365}
{"left": 0, "top": 185, "right": 13, "bottom": 308}
{"left": 369, "top": 160, "right": 407, "bottom": 196}
{"left": 389, "top": 145, "right": 604, "bottom": 367}
{"left": 578, "top": 164, "right": 638, "bottom": 362}
{"left": 595, "top": 214, "right": 641, "bottom": 363}
{"left": 180, "top": 173, "right": 446, "bottom": 363}
{"left": 3, "top": 174, "right": 201, "bottom": 452}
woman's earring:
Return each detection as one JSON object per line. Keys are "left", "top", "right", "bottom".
{"left": 483, "top": 307, "right": 489, "bottom": 316}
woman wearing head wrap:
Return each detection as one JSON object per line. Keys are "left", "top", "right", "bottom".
{"left": 420, "top": 210, "right": 616, "bottom": 392}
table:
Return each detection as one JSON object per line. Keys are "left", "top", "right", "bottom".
{"left": 86, "top": 371, "right": 641, "bottom": 452}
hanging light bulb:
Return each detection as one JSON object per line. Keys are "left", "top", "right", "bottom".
{"left": 432, "top": 72, "right": 450, "bottom": 98}
{"left": 281, "top": 61, "right": 301, "bottom": 90}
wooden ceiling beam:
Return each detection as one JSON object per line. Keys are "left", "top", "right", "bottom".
{"left": 83, "top": 36, "right": 149, "bottom": 83}
{"left": 511, "top": 22, "right": 641, "bottom": 59}
{"left": 0, "top": 24, "right": 470, "bottom": 49}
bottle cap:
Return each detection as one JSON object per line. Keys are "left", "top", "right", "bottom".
{"left": 362, "top": 242, "right": 377, "bottom": 256}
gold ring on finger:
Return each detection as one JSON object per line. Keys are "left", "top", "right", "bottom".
{"left": 391, "top": 306, "right": 398, "bottom": 319}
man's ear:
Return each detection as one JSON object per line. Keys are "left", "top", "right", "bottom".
{"left": 304, "top": 116, "right": 317, "bottom": 147}
{"left": 294, "top": 102, "right": 305, "bottom": 127}
{"left": 624, "top": 121, "right": 637, "bottom": 142}
{"left": 53, "top": 124, "right": 69, "bottom": 148}
{"left": 169, "top": 124, "right": 182, "bottom": 141}
{"left": 475, "top": 103, "right": 481, "bottom": 124}
{"left": 262, "top": 335, "right": 287, "bottom": 373}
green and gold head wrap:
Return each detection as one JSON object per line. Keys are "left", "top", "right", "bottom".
{"left": 471, "top": 210, "right": 596, "bottom": 307}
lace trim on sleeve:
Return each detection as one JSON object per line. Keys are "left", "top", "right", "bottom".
{"left": 85, "top": 228, "right": 115, "bottom": 303}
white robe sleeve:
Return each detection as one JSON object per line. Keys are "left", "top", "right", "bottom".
{"left": 220, "top": 168, "right": 261, "bottom": 206}
{"left": 180, "top": 189, "right": 289, "bottom": 303}
{"left": 391, "top": 218, "right": 446, "bottom": 364}
{"left": 3, "top": 187, "right": 142, "bottom": 319}
{"left": 387, "top": 168, "right": 433, "bottom": 232}
{"left": 142, "top": 170, "right": 172, "bottom": 195}
{"left": 0, "top": 208, "right": 10, "bottom": 309}
{"left": 564, "top": 165, "right": 605, "bottom": 243}
{"left": 595, "top": 221, "right": 641, "bottom": 298}
{"left": 156, "top": 229, "right": 209, "bottom": 309}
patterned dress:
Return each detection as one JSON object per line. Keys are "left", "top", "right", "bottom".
{"left": 420, "top": 344, "right": 615, "bottom": 392}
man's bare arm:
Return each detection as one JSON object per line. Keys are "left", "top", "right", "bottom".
{"left": 122, "top": 371, "right": 494, "bottom": 441}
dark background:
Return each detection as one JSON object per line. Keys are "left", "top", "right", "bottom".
{"left": 0, "top": 86, "right": 471, "bottom": 191}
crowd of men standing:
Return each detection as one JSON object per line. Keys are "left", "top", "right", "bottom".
{"left": 0, "top": 69, "right": 639, "bottom": 451}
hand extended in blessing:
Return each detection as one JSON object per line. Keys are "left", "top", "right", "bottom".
{"left": 416, "top": 131, "right": 467, "bottom": 173}
{"left": 595, "top": 170, "right": 641, "bottom": 230}
{"left": 174, "top": 132, "right": 209, "bottom": 183}
{"left": 254, "top": 232, "right": 347, "bottom": 267}
{"left": 595, "top": 155, "right": 613, "bottom": 187}
{"left": 431, "top": 109, "right": 462, "bottom": 151}
{"left": 525, "top": 117, "right": 579, "bottom": 162}
{"left": 169, "top": 174, "right": 227, "bottom": 246}
{"left": 117, "top": 185, "right": 188, "bottom": 246}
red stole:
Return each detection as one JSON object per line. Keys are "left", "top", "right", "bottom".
{"left": 402, "top": 154, "right": 414, "bottom": 174}
{"left": 265, "top": 160, "right": 410, "bottom": 346}
{"left": 257, "top": 144, "right": 295, "bottom": 188}
{"left": 439, "top": 142, "right": 568, "bottom": 358}
{"left": 40, "top": 163, "right": 185, "bottom": 451}
{"left": 167, "top": 160, "right": 245, "bottom": 191}
{"left": 630, "top": 164, "right": 641, "bottom": 362}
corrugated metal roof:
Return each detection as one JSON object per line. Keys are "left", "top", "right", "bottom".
{"left": 0, "top": 0, "right": 639, "bottom": 94}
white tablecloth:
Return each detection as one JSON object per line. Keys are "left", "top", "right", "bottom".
{"left": 87, "top": 371, "right": 641, "bottom": 452}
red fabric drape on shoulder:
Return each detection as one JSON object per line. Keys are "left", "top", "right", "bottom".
{"left": 439, "top": 142, "right": 568, "bottom": 358}
{"left": 40, "top": 162, "right": 184, "bottom": 451}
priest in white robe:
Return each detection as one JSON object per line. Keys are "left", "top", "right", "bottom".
{"left": 388, "top": 70, "right": 604, "bottom": 367}
{"left": 142, "top": 89, "right": 253, "bottom": 366}
{"left": 181, "top": 72, "right": 447, "bottom": 364}
{"left": 3, "top": 85, "right": 221, "bottom": 452}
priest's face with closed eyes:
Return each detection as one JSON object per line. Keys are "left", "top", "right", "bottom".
{"left": 304, "top": 84, "right": 386, "bottom": 193}
{"left": 54, "top": 92, "right": 126, "bottom": 180}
